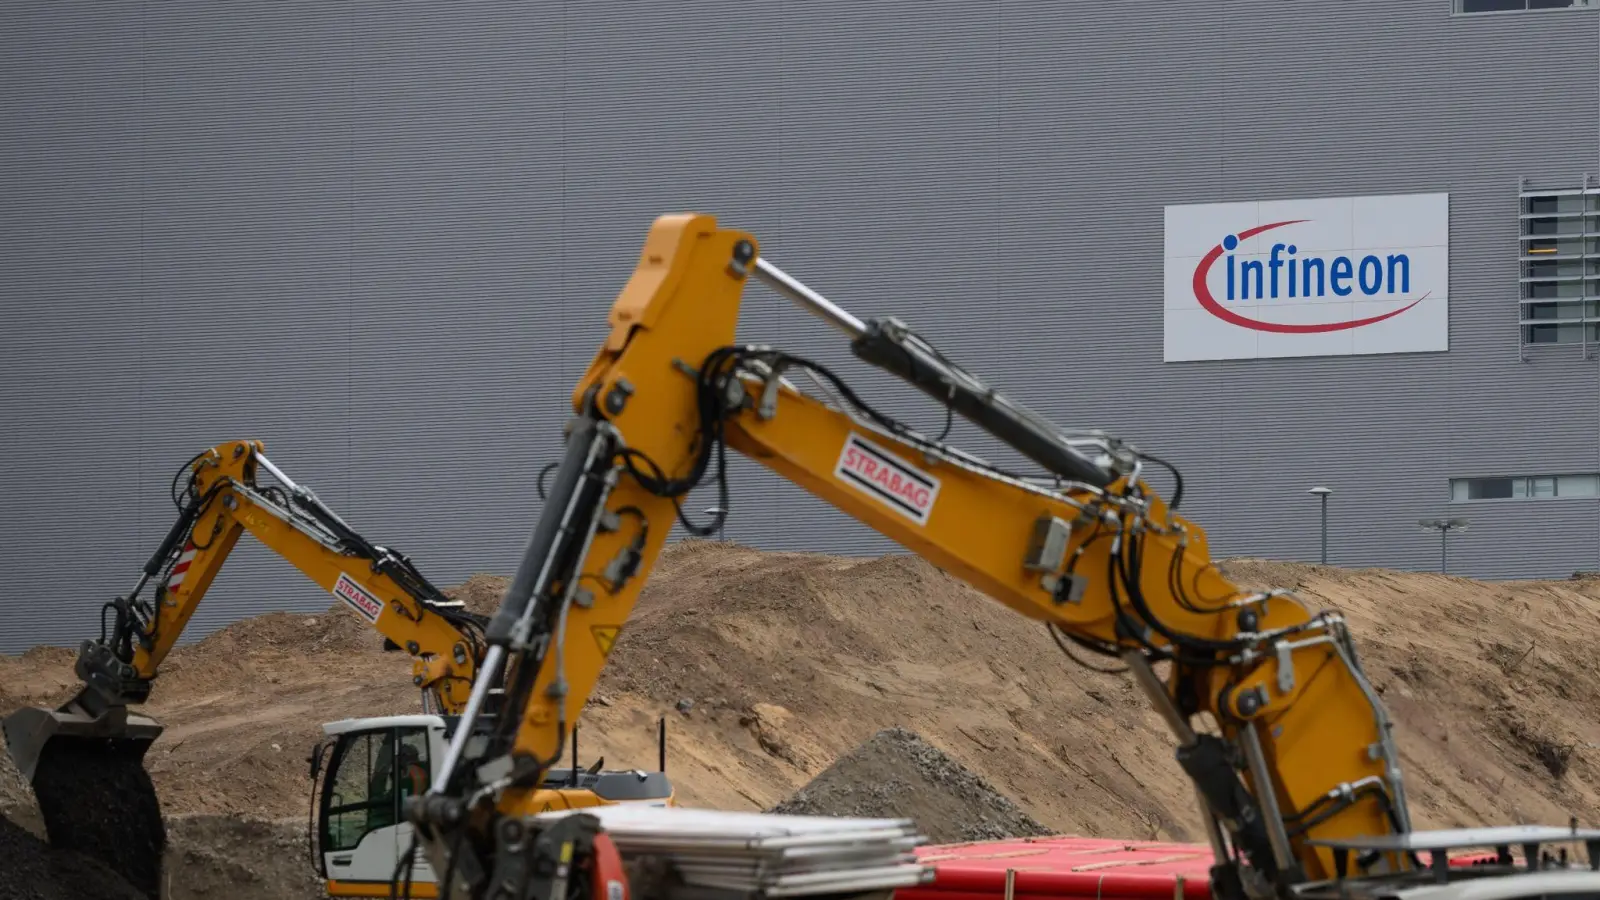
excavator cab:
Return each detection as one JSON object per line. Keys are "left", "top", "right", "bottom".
{"left": 313, "top": 717, "right": 441, "bottom": 894}
{"left": 310, "top": 713, "right": 675, "bottom": 898}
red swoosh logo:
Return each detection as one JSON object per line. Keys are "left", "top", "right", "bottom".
{"left": 1192, "top": 220, "right": 1427, "bottom": 334}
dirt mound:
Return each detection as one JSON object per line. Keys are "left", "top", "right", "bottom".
{"left": 589, "top": 543, "right": 1600, "bottom": 839}
{"left": 182, "top": 606, "right": 387, "bottom": 661}
{"left": 443, "top": 573, "right": 509, "bottom": 616}
{"left": 768, "top": 727, "right": 1051, "bottom": 843}
{"left": 164, "top": 815, "right": 323, "bottom": 900}
{"left": 0, "top": 813, "right": 146, "bottom": 900}
{"left": 6, "top": 541, "right": 1600, "bottom": 895}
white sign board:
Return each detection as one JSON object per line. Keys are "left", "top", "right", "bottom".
{"left": 1163, "top": 192, "right": 1448, "bottom": 362}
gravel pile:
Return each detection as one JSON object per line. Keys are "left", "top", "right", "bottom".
{"left": 0, "top": 812, "right": 146, "bottom": 900}
{"left": 768, "top": 727, "right": 1052, "bottom": 843}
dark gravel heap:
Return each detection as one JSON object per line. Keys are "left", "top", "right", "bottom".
{"left": 31, "top": 737, "right": 166, "bottom": 900}
{"left": 767, "top": 727, "right": 1052, "bottom": 843}
{"left": 0, "top": 812, "right": 146, "bottom": 900}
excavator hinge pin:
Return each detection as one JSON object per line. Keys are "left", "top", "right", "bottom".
{"left": 573, "top": 588, "right": 595, "bottom": 609}
{"left": 728, "top": 240, "right": 755, "bottom": 278}
{"left": 603, "top": 379, "right": 634, "bottom": 415}
{"left": 1235, "top": 687, "right": 1266, "bottom": 717}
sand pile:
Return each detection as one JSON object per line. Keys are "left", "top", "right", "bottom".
{"left": 768, "top": 727, "right": 1051, "bottom": 843}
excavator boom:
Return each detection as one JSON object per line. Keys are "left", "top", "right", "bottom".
{"left": 407, "top": 214, "right": 1572, "bottom": 900}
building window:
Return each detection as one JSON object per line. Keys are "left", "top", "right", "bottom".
{"left": 1519, "top": 179, "right": 1600, "bottom": 356}
{"left": 1451, "top": 474, "right": 1600, "bottom": 501}
{"left": 1457, "top": 0, "right": 1597, "bottom": 12}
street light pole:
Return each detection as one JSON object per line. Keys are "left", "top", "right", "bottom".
{"left": 1417, "top": 518, "right": 1469, "bottom": 574}
{"left": 1307, "top": 487, "right": 1332, "bottom": 564}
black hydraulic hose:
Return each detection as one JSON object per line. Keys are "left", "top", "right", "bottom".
{"left": 486, "top": 415, "right": 604, "bottom": 646}
{"left": 1118, "top": 525, "right": 1244, "bottom": 659}
{"left": 850, "top": 319, "right": 1113, "bottom": 489}
{"left": 143, "top": 493, "right": 204, "bottom": 577}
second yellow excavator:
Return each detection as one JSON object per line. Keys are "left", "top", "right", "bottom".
{"left": 2, "top": 440, "right": 671, "bottom": 900}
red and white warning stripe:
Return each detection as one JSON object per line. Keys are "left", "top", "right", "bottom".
{"left": 166, "top": 542, "right": 198, "bottom": 592}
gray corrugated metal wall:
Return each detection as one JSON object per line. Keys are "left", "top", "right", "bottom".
{"left": 2, "top": 1, "right": 1597, "bottom": 653}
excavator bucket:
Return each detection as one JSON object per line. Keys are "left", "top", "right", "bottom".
{"left": 3, "top": 703, "right": 161, "bottom": 781}
{"left": 2, "top": 703, "right": 169, "bottom": 900}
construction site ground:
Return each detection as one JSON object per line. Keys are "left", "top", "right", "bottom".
{"left": 4, "top": 541, "right": 1600, "bottom": 898}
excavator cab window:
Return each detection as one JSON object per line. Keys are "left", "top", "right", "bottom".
{"left": 317, "top": 725, "right": 433, "bottom": 888}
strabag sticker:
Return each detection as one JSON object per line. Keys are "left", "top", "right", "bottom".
{"left": 834, "top": 432, "right": 941, "bottom": 525}
{"left": 333, "top": 573, "right": 384, "bottom": 624}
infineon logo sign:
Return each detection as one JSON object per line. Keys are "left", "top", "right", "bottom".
{"left": 1163, "top": 192, "right": 1448, "bottom": 362}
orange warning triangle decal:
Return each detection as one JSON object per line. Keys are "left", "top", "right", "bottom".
{"left": 591, "top": 625, "right": 620, "bottom": 656}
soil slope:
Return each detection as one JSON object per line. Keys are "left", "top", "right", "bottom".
{"left": 2, "top": 541, "right": 1599, "bottom": 889}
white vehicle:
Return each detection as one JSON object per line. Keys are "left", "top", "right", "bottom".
{"left": 309, "top": 713, "right": 673, "bottom": 898}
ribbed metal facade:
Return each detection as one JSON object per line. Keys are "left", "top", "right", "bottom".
{"left": 3, "top": 1, "right": 1598, "bottom": 652}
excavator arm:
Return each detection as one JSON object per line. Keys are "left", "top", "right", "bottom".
{"left": 4, "top": 438, "right": 490, "bottom": 782}
{"left": 406, "top": 214, "right": 1420, "bottom": 900}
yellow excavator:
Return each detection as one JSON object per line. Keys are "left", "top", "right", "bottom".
{"left": 1, "top": 441, "right": 671, "bottom": 900}
{"left": 395, "top": 213, "right": 1600, "bottom": 900}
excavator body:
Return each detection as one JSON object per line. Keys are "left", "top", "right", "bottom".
{"left": 311, "top": 714, "right": 673, "bottom": 897}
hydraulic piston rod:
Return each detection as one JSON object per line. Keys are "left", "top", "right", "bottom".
{"left": 751, "top": 257, "right": 867, "bottom": 338}
{"left": 750, "top": 253, "right": 1115, "bottom": 489}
